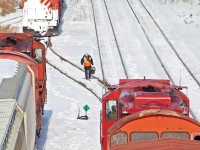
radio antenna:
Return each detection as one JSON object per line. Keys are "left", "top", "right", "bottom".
{"left": 179, "top": 69, "right": 182, "bottom": 86}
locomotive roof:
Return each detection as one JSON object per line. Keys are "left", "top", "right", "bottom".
{"left": 0, "top": 99, "right": 16, "bottom": 149}
{"left": 107, "top": 109, "right": 200, "bottom": 134}
{"left": 0, "top": 59, "right": 18, "bottom": 86}
{"left": 107, "top": 79, "right": 187, "bottom": 92}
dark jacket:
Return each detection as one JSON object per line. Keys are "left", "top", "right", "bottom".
{"left": 81, "top": 55, "right": 93, "bottom": 67}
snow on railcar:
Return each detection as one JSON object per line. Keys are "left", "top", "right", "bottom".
{"left": 100, "top": 79, "right": 200, "bottom": 150}
{"left": 22, "top": 0, "right": 63, "bottom": 36}
{"left": 0, "top": 61, "right": 37, "bottom": 149}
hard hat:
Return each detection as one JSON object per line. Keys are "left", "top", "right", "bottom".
{"left": 84, "top": 53, "right": 89, "bottom": 56}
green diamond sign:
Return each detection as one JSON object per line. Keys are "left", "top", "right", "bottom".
{"left": 83, "top": 104, "right": 90, "bottom": 112}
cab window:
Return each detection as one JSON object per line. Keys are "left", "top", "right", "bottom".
{"left": 106, "top": 100, "right": 117, "bottom": 121}
{"left": 111, "top": 132, "right": 127, "bottom": 146}
{"left": 34, "top": 48, "right": 42, "bottom": 63}
{"left": 161, "top": 132, "right": 189, "bottom": 139}
{"left": 194, "top": 136, "right": 200, "bottom": 141}
{"left": 130, "top": 132, "right": 158, "bottom": 142}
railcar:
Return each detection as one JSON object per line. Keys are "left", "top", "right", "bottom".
{"left": 0, "top": 33, "right": 47, "bottom": 149}
{"left": 21, "top": 0, "right": 63, "bottom": 36}
{"left": 100, "top": 79, "right": 200, "bottom": 150}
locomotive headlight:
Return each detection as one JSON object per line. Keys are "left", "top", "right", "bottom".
{"left": 122, "top": 106, "right": 128, "bottom": 115}
{"left": 182, "top": 101, "right": 188, "bottom": 115}
{"left": 22, "top": 49, "right": 30, "bottom": 54}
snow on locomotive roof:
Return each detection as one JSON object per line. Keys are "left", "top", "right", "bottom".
{"left": 0, "top": 99, "right": 16, "bottom": 149}
{"left": 24, "top": 0, "right": 47, "bottom": 8}
{"left": 0, "top": 59, "right": 18, "bottom": 85}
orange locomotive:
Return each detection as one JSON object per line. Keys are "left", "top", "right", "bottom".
{"left": 0, "top": 33, "right": 47, "bottom": 149}
{"left": 100, "top": 79, "right": 200, "bottom": 150}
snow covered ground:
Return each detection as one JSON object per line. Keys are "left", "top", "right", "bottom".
{"left": 0, "top": 7, "right": 22, "bottom": 28}
{"left": 1, "top": 0, "right": 200, "bottom": 149}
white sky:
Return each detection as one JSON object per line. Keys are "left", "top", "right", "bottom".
{"left": 1, "top": 0, "right": 200, "bottom": 149}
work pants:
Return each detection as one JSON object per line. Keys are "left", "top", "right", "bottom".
{"left": 84, "top": 66, "right": 91, "bottom": 80}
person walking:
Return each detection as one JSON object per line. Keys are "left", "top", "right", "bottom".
{"left": 81, "top": 53, "right": 93, "bottom": 80}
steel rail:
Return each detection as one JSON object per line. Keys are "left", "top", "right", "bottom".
{"left": 127, "top": 0, "right": 197, "bottom": 120}
{"left": 102, "top": 0, "right": 129, "bottom": 79}
{"left": 47, "top": 60, "right": 102, "bottom": 102}
{"left": 47, "top": 46, "right": 110, "bottom": 86}
{"left": 0, "top": 16, "right": 22, "bottom": 25}
{"left": 90, "top": 0, "right": 106, "bottom": 82}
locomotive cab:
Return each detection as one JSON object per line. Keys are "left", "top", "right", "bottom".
{"left": 0, "top": 33, "right": 47, "bottom": 113}
{"left": 100, "top": 79, "right": 190, "bottom": 150}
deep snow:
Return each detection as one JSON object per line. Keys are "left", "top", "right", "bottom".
{"left": 1, "top": 0, "right": 200, "bottom": 149}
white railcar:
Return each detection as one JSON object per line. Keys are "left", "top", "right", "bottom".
{"left": 22, "top": 0, "right": 63, "bottom": 36}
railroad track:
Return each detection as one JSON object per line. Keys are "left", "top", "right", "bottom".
{"left": 0, "top": 16, "right": 23, "bottom": 25}
{"left": 46, "top": 0, "right": 199, "bottom": 119}
{"left": 90, "top": 0, "right": 129, "bottom": 81}
{"left": 102, "top": 0, "right": 129, "bottom": 78}
{"left": 47, "top": 46, "right": 109, "bottom": 86}
{"left": 127, "top": 0, "right": 199, "bottom": 120}
{"left": 47, "top": 48, "right": 104, "bottom": 102}
{"left": 139, "top": 0, "right": 200, "bottom": 87}
{"left": 127, "top": 0, "right": 174, "bottom": 83}
{"left": 47, "top": 61, "right": 102, "bottom": 102}
{"left": 90, "top": 0, "right": 105, "bottom": 81}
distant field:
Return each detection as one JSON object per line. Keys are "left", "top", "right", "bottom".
{"left": 0, "top": 0, "right": 19, "bottom": 32}
{"left": 0, "top": 25, "right": 19, "bottom": 32}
